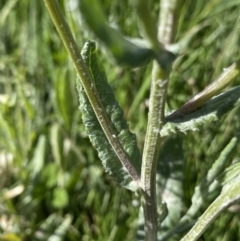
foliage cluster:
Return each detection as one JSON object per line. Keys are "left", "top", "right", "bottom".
{"left": 0, "top": 0, "right": 240, "bottom": 240}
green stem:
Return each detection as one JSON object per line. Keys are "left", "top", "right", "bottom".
{"left": 158, "top": 0, "right": 179, "bottom": 46}
{"left": 141, "top": 62, "right": 170, "bottom": 240}
{"left": 43, "top": 0, "right": 141, "bottom": 186}
{"left": 140, "top": 0, "right": 178, "bottom": 240}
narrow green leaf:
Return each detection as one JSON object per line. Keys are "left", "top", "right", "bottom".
{"left": 48, "top": 215, "right": 72, "bottom": 241}
{"left": 77, "top": 41, "right": 141, "bottom": 191}
{"left": 55, "top": 69, "right": 75, "bottom": 130}
{"left": 218, "top": 162, "right": 240, "bottom": 191}
{"left": 190, "top": 136, "right": 238, "bottom": 213}
{"left": 29, "top": 135, "right": 46, "bottom": 178}
{"left": 180, "top": 178, "right": 240, "bottom": 241}
{"left": 166, "top": 60, "right": 240, "bottom": 120}
{"left": 33, "top": 214, "right": 71, "bottom": 241}
{"left": 50, "top": 123, "right": 62, "bottom": 168}
{"left": 0, "top": 0, "right": 18, "bottom": 27}
{"left": 162, "top": 85, "right": 240, "bottom": 136}
{"left": 157, "top": 135, "right": 240, "bottom": 241}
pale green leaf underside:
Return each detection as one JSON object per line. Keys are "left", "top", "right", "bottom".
{"left": 77, "top": 41, "right": 141, "bottom": 191}
{"left": 161, "top": 85, "right": 240, "bottom": 136}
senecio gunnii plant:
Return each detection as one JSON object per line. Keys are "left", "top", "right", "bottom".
{"left": 44, "top": 0, "right": 240, "bottom": 240}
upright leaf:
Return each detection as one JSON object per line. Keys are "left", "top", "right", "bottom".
{"left": 77, "top": 41, "right": 141, "bottom": 191}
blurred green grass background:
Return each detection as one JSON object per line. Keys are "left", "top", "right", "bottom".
{"left": 0, "top": 0, "right": 240, "bottom": 240}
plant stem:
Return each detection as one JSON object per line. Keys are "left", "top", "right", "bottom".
{"left": 141, "top": 62, "right": 170, "bottom": 240}
{"left": 158, "top": 0, "right": 179, "bottom": 46}
{"left": 43, "top": 0, "right": 141, "bottom": 186}
{"left": 140, "top": 0, "right": 178, "bottom": 240}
